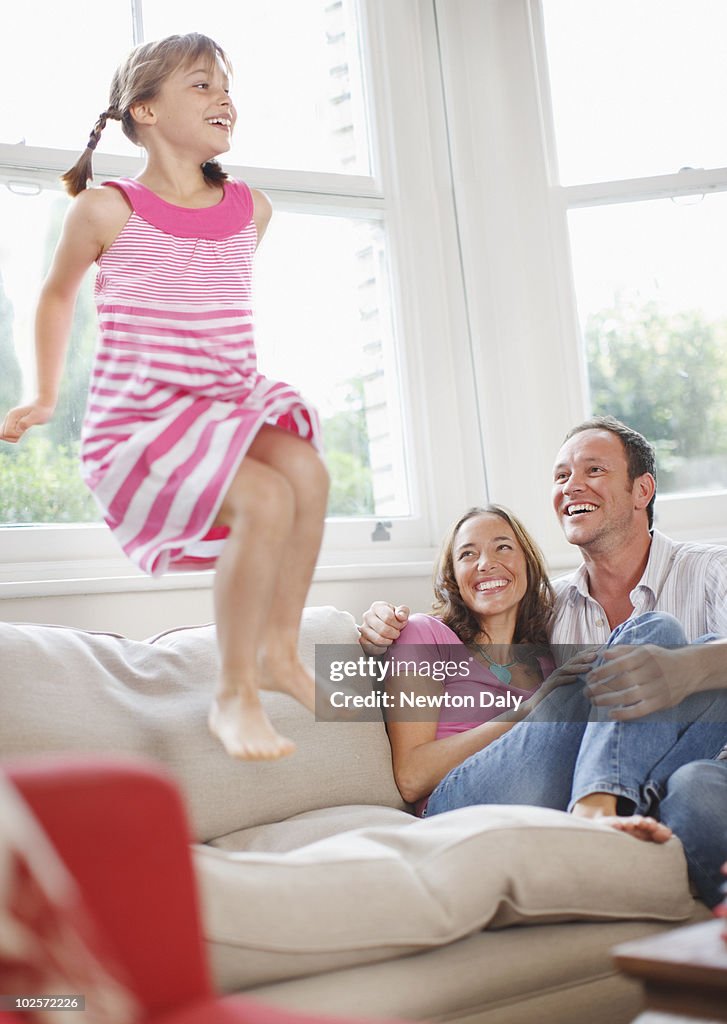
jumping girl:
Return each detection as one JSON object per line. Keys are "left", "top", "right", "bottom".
{"left": 1, "top": 33, "right": 330, "bottom": 760}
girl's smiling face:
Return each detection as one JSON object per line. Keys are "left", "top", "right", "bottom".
{"left": 132, "top": 57, "right": 236, "bottom": 161}
{"left": 452, "top": 512, "right": 529, "bottom": 636}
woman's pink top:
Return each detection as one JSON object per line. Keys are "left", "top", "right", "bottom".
{"left": 387, "top": 614, "right": 555, "bottom": 813}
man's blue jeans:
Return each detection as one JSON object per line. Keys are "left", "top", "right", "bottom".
{"left": 660, "top": 759, "right": 727, "bottom": 907}
{"left": 426, "top": 612, "right": 727, "bottom": 905}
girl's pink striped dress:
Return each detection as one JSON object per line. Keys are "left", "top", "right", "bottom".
{"left": 81, "top": 177, "right": 321, "bottom": 576}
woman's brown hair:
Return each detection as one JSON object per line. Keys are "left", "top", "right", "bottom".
{"left": 431, "top": 504, "right": 554, "bottom": 648}
{"left": 61, "top": 33, "right": 232, "bottom": 196}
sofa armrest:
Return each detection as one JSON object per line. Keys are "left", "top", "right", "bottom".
{"left": 5, "top": 755, "right": 213, "bottom": 1016}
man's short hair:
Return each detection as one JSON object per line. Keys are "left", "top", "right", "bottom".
{"left": 564, "top": 416, "right": 657, "bottom": 529}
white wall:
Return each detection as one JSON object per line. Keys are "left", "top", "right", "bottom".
{"left": 0, "top": 573, "right": 435, "bottom": 638}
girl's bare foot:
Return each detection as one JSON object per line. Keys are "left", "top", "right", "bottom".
{"left": 208, "top": 691, "right": 295, "bottom": 760}
{"left": 260, "top": 648, "right": 317, "bottom": 713}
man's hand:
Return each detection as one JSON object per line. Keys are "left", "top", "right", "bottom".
{"left": 358, "top": 602, "right": 410, "bottom": 656}
{"left": 585, "top": 644, "right": 696, "bottom": 720}
{"left": 1, "top": 402, "right": 54, "bottom": 443}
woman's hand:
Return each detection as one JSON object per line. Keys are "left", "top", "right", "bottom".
{"left": 1, "top": 402, "right": 55, "bottom": 443}
{"left": 539, "top": 646, "right": 599, "bottom": 696}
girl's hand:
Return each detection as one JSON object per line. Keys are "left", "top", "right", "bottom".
{"left": 1, "top": 402, "right": 54, "bottom": 443}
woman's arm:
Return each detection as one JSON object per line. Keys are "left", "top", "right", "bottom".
{"left": 386, "top": 649, "right": 597, "bottom": 804}
{"left": 1, "top": 187, "right": 127, "bottom": 441}
{"left": 386, "top": 711, "right": 516, "bottom": 806}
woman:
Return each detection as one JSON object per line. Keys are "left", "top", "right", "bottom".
{"left": 386, "top": 505, "right": 698, "bottom": 844}
{"left": 385, "top": 504, "right": 596, "bottom": 815}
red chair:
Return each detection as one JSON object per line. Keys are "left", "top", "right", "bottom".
{"left": 0, "top": 756, "right": 398, "bottom": 1024}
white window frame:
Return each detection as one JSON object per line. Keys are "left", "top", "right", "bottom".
{"left": 0, "top": 0, "right": 486, "bottom": 596}
{"left": 432, "top": 0, "right": 727, "bottom": 577}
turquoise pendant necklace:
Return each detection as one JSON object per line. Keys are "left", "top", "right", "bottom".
{"left": 474, "top": 644, "right": 518, "bottom": 685}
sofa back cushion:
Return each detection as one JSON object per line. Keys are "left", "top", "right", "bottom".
{"left": 0, "top": 608, "right": 405, "bottom": 841}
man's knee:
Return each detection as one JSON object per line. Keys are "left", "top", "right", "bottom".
{"left": 663, "top": 759, "right": 727, "bottom": 820}
{"left": 610, "top": 611, "right": 685, "bottom": 648}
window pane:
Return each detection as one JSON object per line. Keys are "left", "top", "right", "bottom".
{"left": 0, "top": 187, "right": 408, "bottom": 523}
{"left": 568, "top": 196, "right": 727, "bottom": 495}
{"left": 543, "top": 0, "right": 727, "bottom": 184}
{"left": 0, "top": 187, "right": 99, "bottom": 524}
{"left": 0, "top": 1, "right": 135, "bottom": 154}
{"left": 142, "top": 0, "right": 372, "bottom": 175}
{"left": 253, "top": 211, "right": 409, "bottom": 516}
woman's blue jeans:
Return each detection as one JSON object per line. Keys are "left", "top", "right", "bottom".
{"left": 425, "top": 612, "right": 727, "bottom": 905}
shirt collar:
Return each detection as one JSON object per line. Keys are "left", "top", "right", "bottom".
{"left": 557, "top": 530, "right": 675, "bottom": 605}
{"left": 630, "top": 529, "right": 675, "bottom": 603}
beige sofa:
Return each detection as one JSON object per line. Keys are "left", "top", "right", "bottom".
{"left": 0, "top": 606, "right": 710, "bottom": 1024}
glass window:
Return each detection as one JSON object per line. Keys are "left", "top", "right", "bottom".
{"left": 0, "top": 186, "right": 99, "bottom": 524}
{"left": 142, "top": 0, "right": 372, "bottom": 174}
{"left": 0, "top": 0, "right": 413, "bottom": 529}
{"left": 252, "top": 210, "right": 409, "bottom": 516}
{"left": 0, "top": 188, "right": 409, "bottom": 523}
{"left": 542, "top": 1, "right": 727, "bottom": 500}
{"left": 0, "top": 1, "right": 135, "bottom": 154}
{"left": 542, "top": 0, "right": 727, "bottom": 185}
{"left": 568, "top": 196, "right": 727, "bottom": 495}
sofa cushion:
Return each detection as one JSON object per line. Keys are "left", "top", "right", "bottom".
{"left": 0, "top": 608, "right": 405, "bottom": 842}
{"left": 196, "top": 803, "right": 694, "bottom": 990}
{"left": 246, "top": 912, "right": 711, "bottom": 1024}
{"left": 209, "top": 805, "right": 413, "bottom": 854}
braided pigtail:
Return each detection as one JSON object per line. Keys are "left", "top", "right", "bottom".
{"left": 60, "top": 109, "right": 121, "bottom": 196}
{"left": 202, "top": 159, "right": 229, "bottom": 187}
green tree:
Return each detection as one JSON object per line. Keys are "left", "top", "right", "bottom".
{"left": 0, "top": 435, "right": 97, "bottom": 524}
{"left": 322, "top": 378, "right": 374, "bottom": 516}
{"left": 0, "top": 196, "right": 98, "bottom": 525}
{"left": 585, "top": 298, "right": 727, "bottom": 488}
{"left": 0, "top": 269, "right": 22, "bottom": 415}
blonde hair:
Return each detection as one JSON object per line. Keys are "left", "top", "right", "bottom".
{"left": 61, "top": 33, "right": 233, "bottom": 196}
{"left": 432, "top": 504, "right": 555, "bottom": 647}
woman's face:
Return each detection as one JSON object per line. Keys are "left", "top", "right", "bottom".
{"left": 452, "top": 513, "right": 529, "bottom": 633}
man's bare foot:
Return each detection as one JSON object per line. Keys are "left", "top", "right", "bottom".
{"left": 571, "top": 793, "right": 671, "bottom": 843}
{"left": 571, "top": 792, "right": 618, "bottom": 818}
{"left": 259, "top": 649, "right": 316, "bottom": 713}
{"left": 595, "top": 814, "right": 672, "bottom": 844}
{"left": 208, "top": 692, "right": 296, "bottom": 760}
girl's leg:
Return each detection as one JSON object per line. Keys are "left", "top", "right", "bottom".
{"left": 245, "top": 426, "right": 330, "bottom": 707}
{"left": 209, "top": 426, "right": 328, "bottom": 759}
{"left": 209, "top": 452, "right": 298, "bottom": 758}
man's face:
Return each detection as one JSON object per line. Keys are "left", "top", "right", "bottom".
{"left": 551, "top": 429, "right": 650, "bottom": 553}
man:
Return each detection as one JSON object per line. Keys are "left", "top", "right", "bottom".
{"left": 359, "top": 416, "right": 727, "bottom": 907}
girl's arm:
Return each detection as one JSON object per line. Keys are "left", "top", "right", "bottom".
{"left": 251, "top": 188, "right": 272, "bottom": 247}
{"left": 1, "top": 187, "right": 128, "bottom": 442}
